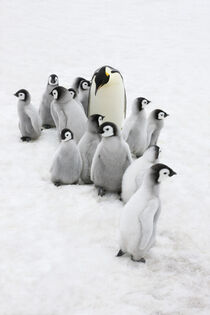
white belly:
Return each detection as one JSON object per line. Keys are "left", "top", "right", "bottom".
{"left": 88, "top": 80, "right": 125, "bottom": 129}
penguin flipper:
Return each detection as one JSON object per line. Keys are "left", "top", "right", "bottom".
{"left": 26, "top": 106, "right": 41, "bottom": 135}
{"left": 139, "top": 199, "right": 159, "bottom": 251}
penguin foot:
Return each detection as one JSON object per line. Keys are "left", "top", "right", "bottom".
{"left": 98, "top": 187, "right": 105, "bottom": 197}
{"left": 21, "top": 136, "right": 31, "bottom": 142}
{"left": 54, "top": 181, "right": 62, "bottom": 186}
{"left": 42, "top": 124, "right": 53, "bottom": 129}
{"left": 116, "top": 249, "right": 125, "bottom": 257}
{"left": 131, "top": 256, "right": 146, "bottom": 263}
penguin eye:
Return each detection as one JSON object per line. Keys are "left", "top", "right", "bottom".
{"left": 142, "top": 100, "right": 148, "bottom": 106}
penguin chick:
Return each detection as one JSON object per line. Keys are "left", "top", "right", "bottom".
{"left": 14, "top": 89, "right": 41, "bottom": 141}
{"left": 118, "top": 163, "right": 176, "bottom": 262}
{"left": 121, "top": 145, "right": 160, "bottom": 203}
{"left": 91, "top": 122, "right": 132, "bottom": 196}
{"left": 72, "top": 77, "right": 91, "bottom": 116}
{"left": 78, "top": 114, "right": 104, "bottom": 184}
{"left": 67, "top": 88, "right": 85, "bottom": 113}
{"left": 39, "top": 74, "right": 59, "bottom": 129}
{"left": 50, "top": 86, "right": 87, "bottom": 142}
{"left": 147, "top": 109, "right": 169, "bottom": 147}
{"left": 88, "top": 66, "right": 126, "bottom": 129}
{"left": 50, "top": 128, "right": 82, "bottom": 186}
{"left": 122, "top": 97, "right": 150, "bottom": 157}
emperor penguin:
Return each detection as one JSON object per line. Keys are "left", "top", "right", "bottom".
{"left": 122, "top": 97, "right": 150, "bottom": 157}
{"left": 91, "top": 122, "right": 132, "bottom": 196}
{"left": 121, "top": 145, "right": 160, "bottom": 203}
{"left": 14, "top": 89, "right": 41, "bottom": 141}
{"left": 72, "top": 77, "right": 91, "bottom": 115}
{"left": 147, "top": 109, "right": 169, "bottom": 148}
{"left": 50, "top": 128, "right": 82, "bottom": 186}
{"left": 117, "top": 163, "right": 176, "bottom": 262}
{"left": 50, "top": 86, "right": 87, "bottom": 142}
{"left": 78, "top": 114, "right": 104, "bottom": 184}
{"left": 39, "top": 74, "right": 59, "bottom": 128}
{"left": 88, "top": 66, "right": 126, "bottom": 129}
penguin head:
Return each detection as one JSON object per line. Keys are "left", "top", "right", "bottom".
{"left": 98, "top": 122, "right": 118, "bottom": 137}
{"left": 68, "top": 88, "right": 77, "bottom": 99}
{"left": 94, "top": 66, "right": 122, "bottom": 95}
{"left": 145, "top": 145, "right": 160, "bottom": 162}
{"left": 153, "top": 109, "right": 169, "bottom": 120}
{"left": 60, "top": 128, "right": 73, "bottom": 142}
{"left": 88, "top": 114, "right": 105, "bottom": 133}
{"left": 80, "top": 79, "right": 91, "bottom": 91}
{"left": 48, "top": 74, "right": 59, "bottom": 86}
{"left": 134, "top": 97, "right": 151, "bottom": 112}
{"left": 151, "top": 163, "right": 176, "bottom": 184}
{"left": 50, "top": 86, "right": 69, "bottom": 102}
{"left": 14, "top": 89, "right": 30, "bottom": 102}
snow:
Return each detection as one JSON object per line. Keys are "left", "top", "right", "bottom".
{"left": 0, "top": 0, "right": 210, "bottom": 314}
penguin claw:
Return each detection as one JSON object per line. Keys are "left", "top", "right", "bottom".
{"left": 116, "top": 249, "right": 125, "bottom": 257}
{"left": 21, "top": 136, "right": 31, "bottom": 142}
{"left": 98, "top": 187, "right": 105, "bottom": 197}
{"left": 131, "top": 256, "right": 146, "bottom": 263}
{"left": 54, "top": 181, "right": 61, "bottom": 187}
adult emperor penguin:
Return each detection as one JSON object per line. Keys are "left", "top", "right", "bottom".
{"left": 50, "top": 128, "right": 82, "bottom": 186}
{"left": 14, "top": 89, "right": 41, "bottom": 141}
{"left": 91, "top": 122, "right": 132, "bottom": 196}
{"left": 78, "top": 114, "right": 104, "bottom": 184}
{"left": 117, "top": 163, "right": 176, "bottom": 262}
{"left": 88, "top": 66, "right": 126, "bottom": 129}
{"left": 147, "top": 109, "right": 169, "bottom": 148}
{"left": 72, "top": 77, "right": 91, "bottom": 115}
{"left": 50, "top": 86, "right": 87, "bottom": 142}
{"left": 121, "top": 145, "right": 160, "bottom": 203}
{"left": 122, "top": 97, "right": 151, "bottom": 157}
{"left": 39, "top": 74, "right": 59, "bottom": 128}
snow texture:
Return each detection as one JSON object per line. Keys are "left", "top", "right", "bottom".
{"left": 0, "top": 0, "right": 210, "bottom": 314}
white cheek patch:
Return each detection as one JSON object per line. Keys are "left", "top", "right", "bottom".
{"left": 142, "top": 100, "right": 148, "bottom": 109}
{"left": 82, "top": 82, "right": 89, "bottom": 90}
{"left": 98, "top": 117, "right": 104, "bottom": 126}
{"left": 158, "top": 112, "right": 164, "bottom": 120}
{"left": 63, "top": 132, "right": 72, "bottom": 142}
{"left": 53, "top": 90, "right": 58, "bottom": 99}
{"left": 158, "top": 168, "right": 170, "bottom": 183}
{"left": 19, "top": 93, "right": 25, "bottom": 100}
{"left": 102, "top": 127, "right": 114, "bottom": 137}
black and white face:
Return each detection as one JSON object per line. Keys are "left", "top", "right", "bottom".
{"left": 17, "top": 91, "right": 26, "bottom": 100}
{"left": 98, "top": 115, "right": 104, "bottom": 126}
{"left": 99, "top": 122, "right": 117, "bottom": 137}
{"left": 61, "top": 129, "right": 73, "bottom": 142}
{"left": 14, "top": 89, "right": 29, "bottom": 102}
{"left": 141, "top": 98, "right": 150, "bottom": 109}
{"left": 151, "top": 163, "right": 176, "bottom": 184}
{"left": 48, "top": 74, "right": 58, "bottom": 86}
{"left": 52, "top": 89, "right": 58, "bottom": 100}
{"left": 68, "top": 89, "right": 76, "bottom": 99}
{"left": 158, "top": 111, "right": 166, "bottom": 120}
{"left": 158, "top": 168, "right": 171, "bottom": 183}
{"left": 81, "top": 80, "right": 90, "bottom": 91}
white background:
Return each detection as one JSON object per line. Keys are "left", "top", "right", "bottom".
{"left": 0, "top": 0, "right": 210, "bottom": 314}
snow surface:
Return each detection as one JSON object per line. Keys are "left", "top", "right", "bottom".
{"left": 0, "top": 0, "right": 210, "bottom": 314}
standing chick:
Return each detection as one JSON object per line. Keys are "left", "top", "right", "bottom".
{"left": 14, "top": 89, "right": 41, "bottom": 141}
{"left": 39, "top": 74, "right": 59, "bottom": 129}
{"left": 117, "top": 163, "right": 176, "bottom": 262}
{"left": 50, "top": 86, "right": 87, "bottom": 142}
{"left": 50, "top": 128, "right": 82, "bottom": 186}
{"left": 91, "top": 122, "right": 132, "bottom": 196}
{"left": 147, "top": 109, "right": 169, "bottom": 147}
{"left": 122, "top": 97, "right": 150, "bottom": 157}
{"left": 72, "top": 77, "right": 91, "bottom": 115}
{"left": 78, "top": 114, "right": 104, "bottom": 184}
{"left": 121, "top": 145, "right": 160, "bottom": 203}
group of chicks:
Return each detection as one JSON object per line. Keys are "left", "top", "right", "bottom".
{"left": 14, "top": 66, "right": 176, "bottom": 263}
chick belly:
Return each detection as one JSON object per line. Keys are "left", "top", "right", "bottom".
{"left": 52, "top": 158, "right": 80, "bottom": 184}
{"left": 95, "top": 164, "right": 123, "bottom": 192}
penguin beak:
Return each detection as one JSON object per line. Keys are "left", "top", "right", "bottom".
{"left": 95, "top": 67, "right": 110, "bottom": 95}
{"left": 165, "top": 113, "right": 169, "bottom": 117}
{"left": 170, "top": 170, "right": 177, "bottom": 176}
{"left": 14, "top": 92, "right": 18, "bottom": 97}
